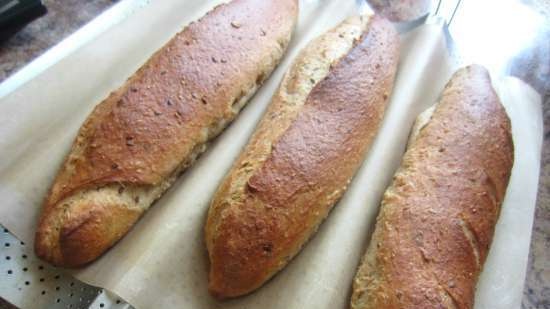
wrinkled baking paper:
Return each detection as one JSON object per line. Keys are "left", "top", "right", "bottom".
{"left": 0, "top": 0, "right": 542, "bottom": 308}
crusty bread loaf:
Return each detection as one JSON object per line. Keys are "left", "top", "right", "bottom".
{"left": 205, "top": 14, "right": 400, "bottom": 299}
{"left": 350, "top": 65, "right": 514, "bottom": 309}
{"left": 34, "top": 0, "right": 298, "bottom": 267}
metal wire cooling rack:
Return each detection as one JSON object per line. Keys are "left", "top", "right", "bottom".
{"left": 0, "top": 225, "right": 132, "bottom": 309}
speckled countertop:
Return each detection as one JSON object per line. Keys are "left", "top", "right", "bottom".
{"left": 527, "top": 104, "right": 550, "bottom": 309}
{"left": 513, "top": 2, "right": 550, "bottom": 308}
{"left": 0, "top": 0, "right": 119, "bottom": 81}
{"left": 0, "top": 0, "right": 548, "bottom": 308}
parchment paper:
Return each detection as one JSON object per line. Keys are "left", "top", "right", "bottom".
{"left": 0, "top": 0, "right": 543, "bottom": 308}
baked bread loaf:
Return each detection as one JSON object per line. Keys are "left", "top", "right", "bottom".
{"left": 350, "top": 65, "right": 514, "bottom": 309}
{"left": 34, "top": 0, "right": 298, "bottom": 267}
{"left": 205, "top": 14, "right": 399, "bottom": 298}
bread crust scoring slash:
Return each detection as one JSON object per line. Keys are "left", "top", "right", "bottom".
{"left": 34, "top": 0, "right": 299, "bottom": 268}
{"left": 205, "top": 14, "right": 400, "bottom": 298}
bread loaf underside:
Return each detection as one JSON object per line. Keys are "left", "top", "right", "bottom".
{"left": 351, "top": 65, "right": 514, "bottom": 309}
{"left": 34, "top": 0, "right": 298, "bottom": 267}
{"left": 205, "top": 14, "right": 400, "bottom": 298}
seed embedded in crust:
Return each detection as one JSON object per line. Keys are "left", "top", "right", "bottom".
{"left": 125, "top": 136, "right": 134, "bottom": 146}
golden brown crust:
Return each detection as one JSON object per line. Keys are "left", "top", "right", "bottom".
{"left": 206, "top": 15, "right": 399, "bottom": 298}
{"left": 35, "top": 0, "right": 298, "bottom": 267}
{"left": 350, "top": 65, "right": 514, "bottom": 309}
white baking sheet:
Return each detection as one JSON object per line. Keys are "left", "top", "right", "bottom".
{"left": 0, "top": 0, "right": 543, "bottom": 308}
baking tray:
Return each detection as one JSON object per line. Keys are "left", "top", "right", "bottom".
{"left": 2, "top": 0, "right": 537, "bottom": 308}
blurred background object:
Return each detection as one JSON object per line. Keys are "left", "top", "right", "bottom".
{"left": 449, "top": 0, "right": 549, "bottom": 94}
{"left": 366, "top": 0, "right": 434, "bottom": 22}
{"left": 0, "top": 0, "right": 47, "bottom": 43}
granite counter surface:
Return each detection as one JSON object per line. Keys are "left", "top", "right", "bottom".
{"left": 0, "top": 0, "right": 548, "bottom": 308}
{"left": 0, "top": 0, "right": 120, "bottom": 82}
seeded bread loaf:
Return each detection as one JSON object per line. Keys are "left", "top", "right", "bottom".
{"left": 350, "top": 65, "right": 514, "bottom": 309}
{"left": 34, "top": 0, "right": 298, "bottom": 267}
{"left": 205, "top": 14, "right": 399, "bottom": 299}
